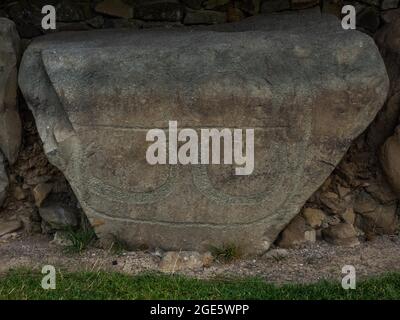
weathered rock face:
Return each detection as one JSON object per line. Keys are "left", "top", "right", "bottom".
{"left": 378, "top": 17, "right": 400, "bottom": 197}
{"left": 0, "top": 18, "right": 21, "bottom": 165}
{"left": 368, "top": 17, "right": 400, "bottom": 150}
{"left": 0, "top": 153, "right": 8, "bottom": 206}
{"left": 19, "top": 13, "right": 389, "bottom": 254}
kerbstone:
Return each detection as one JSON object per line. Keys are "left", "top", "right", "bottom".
{"left": 19, "top": 13, "right": 389, "bottom": 254}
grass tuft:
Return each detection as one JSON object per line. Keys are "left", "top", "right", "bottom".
{"left": 209, "top": 244, "right": 242, "bottom": 263}
{"left": 64, "top": 227, "right": 96, "bottom": 254}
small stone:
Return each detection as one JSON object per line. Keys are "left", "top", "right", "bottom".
{"left": 50, "top": 231, "right": 73, "bottom": 246}
{"left": 202, "top": 252, "right": 214, "bottom": 267}
{"left": 19, "top": 214, "right": 41, "bottom": 234}
{"left": 357, "top": 6, "right": 380, "bottom": 33}
{"left": 356, "top": 203, "right": 398, "bottom": 235}
{"left": 95, "top": 0, "right": 134, "bottom": 19}
{"left": 204, "top": 0, "right": 230, "bottom": 10}
{"left": 320, "top": 191, "right": 346, "bottom": 214}
{"left": 39, "top": 202, "right": 78, "bottom": 229}
{"left": 354, "top": 191, "right": 378, "bottom": 214}
{"left": 263, "top": 248, "right": 289, "bottom": 260}
{"left": 159, "top": 251, "right": 211, "bottom": 272}
{"left": 261, "top": 0, "right": 290, "bottom": 13}
{"left": 381, "top": 8, "right": 400, "bottom": 24}
{"left": 276, "top": 216, "right": 313, "bottom": 248}
{"left": 340, "top": 208, "right": 356, "bottom": 225}
{"left": 13, "top": 186, "right": 27, "bottom": 200}
{"left": 337, "top": 185, "right": 351, "bottom": 199}
{"left": 365, "top": 176, "right": 397, "bottom": 204}
{"left": 291, "top": 0, "right": 320, "bottom": 9}
{"left": 134, "top": 0, "right": 182, "bottom": 22}
{"left": 56, "top": 0, "right": 85, "bottom": 22}
{"left": 303, "top": 208, "right": 326, "bottom": 228}
{"left": 322, "top": 223, "right": 359, "bottom": 246}
{"left": 183, "top": 0, "right": 204, "bottom": 10}
{"left": 304, "top": 230, "right": 316, "bottom": 242}
{"left": 381, "top": 0, "right": 399, "bottom": 10}
{"left": 326, "top": 215, "right": 341, "bottom": 226}
{"left": 237, "top": 0, "right": 261, "bottom": 15}
{"left": 321, "top": 0, "right": 342, "bottom": 17}
{"left": 337, "top": 161, "right": 360, "bottom": 187}
{"left": 184, "top": 9, "right": 226, "bottom": 24}
{"left": 32, "top": 183, "right": 53, "bottom": 207}
{"left": 86, "top": 16, "right": 105, "bottom": 29}
{"left": 227, "top": 6, "right": 245, "bottom": 23}
{"left": 0, "top": 220, "right": 21, "bottom": 237}
{"left": 380, "top": 127, "right": 400, "bottom": 197}
{"left": 152, "top": 247, "right": 164, "bottom": 258}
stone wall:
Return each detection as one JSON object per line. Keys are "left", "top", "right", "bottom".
{"left": 0, "top": 0, "right": 399, "bottom": 38}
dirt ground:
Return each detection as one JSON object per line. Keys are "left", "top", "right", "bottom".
{"left": 0, "top": 233, "right": 400, "bottom": 284}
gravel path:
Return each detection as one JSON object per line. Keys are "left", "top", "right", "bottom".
{"left": 1, "top": 233, "right": 400, "bottom": 284}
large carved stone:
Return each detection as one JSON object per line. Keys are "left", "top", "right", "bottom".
{"left": 19, "top": 13, "right": 389, "bottom": 254}
{"left": 0, "top": 18, "right": 21, "bottom": 165}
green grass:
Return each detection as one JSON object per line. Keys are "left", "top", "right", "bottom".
{"left": 64, "top": 227, "right": 96, "bottom": 254}
{"left": 209, "top": 244, "right": 242, "bottom": 263}
{"left": 0, "top": 269, "right": 400, "bottom": 300}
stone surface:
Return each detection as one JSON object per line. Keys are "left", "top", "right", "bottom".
{"left": 354, "top": 191, "right": 378, "bottom": 214}
{"left": 95, "top": 0, "right": 134, "bottom": 19}
{"left": 376, "top": 17, "right": 400, "bottom": 198}
{"left": 357, "top": 6, "right": 381, "bottom": 33}
{"left": 39, "top": 202, "right": 78, "bottom": 229}
{"left": 184, "top": 9, "right": 227, "bottom": 24}
{"left": 340, "top": 208, "right": 356, "bottom": 225}
{"left": 356, "top": 203, "right": 398, "bottom": 235}
{"left": 0, "top": 153, "right": 7, "bottom": 206}
{"left": 0, "top": 18, "right": 21, "bottom": 164}
{"left": 365, "top": 174, "right": 397, "bottom": 204}
{"left": 0, "top": 220, "right": 21, "bottom": 237}
{"left": 33, "top": 183, "right": 53, "bottom": 207}
{"left": 320, "top": 191, "right": 347, "bottom": 214}
{"left": 19, "top": 13, "right": 389, "bottom": 254}
{"left": 322, "top": 223, "right": 360, "bottom": 246}
{"left": 237, "top": 0, "right": 260, "bottom": 14}
{"left": 321, "top": 0, "right": 342, "bottom": 17}
{"left": 50, "top": 231, "right": 73, "bottom": 246}
{"left": 204, "top": 0, "right": 230, "bottom": 9}
{"left": 183, "top": 0, "right": 203, "bottom": 10}
{"left": 381, "top": 0, "right": 399, "bottom": 10}
{"left": 381, "top": 127, "right": 400, "bottom": 197}
{"left": 291, "top": 0, "right": 320, "bottom": 9}
{"left": 276, "top": 215, "right": 312, "bottom": 248}
{"left": 263, "top": 248, "right": 289, "bottom": 260}
{"left": 381, "top": 8, "right": 400, "bottom": 24}
{"left": 303, "top": 208, "right": 326, "bottom": 228}
{"left": 261, "top": 0, "right": 291, "bottom": 13}
{"left": 134, "top": 0, "right": 183, "bottom": 21}
{"left": 159, "top": 251, "right": 212, "bottom": 272}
